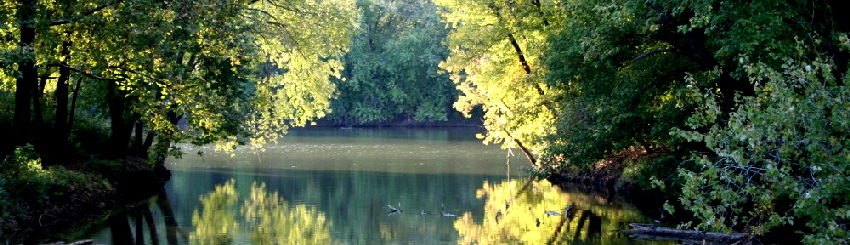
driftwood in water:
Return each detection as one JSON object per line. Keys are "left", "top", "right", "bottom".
{"left": 622, "top": 223, "right": 752, "bottom": 245}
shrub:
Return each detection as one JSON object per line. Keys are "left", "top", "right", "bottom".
{"left": 0, "top": 145, "right": 114, "bottom": 233}
{"left": 672, "top": 42, "right": 849, "bottom": 242}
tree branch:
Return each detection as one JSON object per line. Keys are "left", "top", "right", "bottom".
{"left": 46, "top": 63, "right": 121, "bottom": 81}
{"left": 49, "top": 0, "right": 123, "bottom": 27}
{"left": 632, "top": 48, "right": 677, "bottom": 62}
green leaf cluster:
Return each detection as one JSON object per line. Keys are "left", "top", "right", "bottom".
{"left": 674, "top": 40, "right": 849, "bottom": 241}
{"left": 436, "top": 0, "right": 565, "bottom": 161}
{"left": 442, "top": 0, "right": 849, "bottom": 241}
{"left": 331, "top": 0, "right": 456, "bottom": 124}
{"left": 0, "top": 0, "right": 358, "bottom": 159}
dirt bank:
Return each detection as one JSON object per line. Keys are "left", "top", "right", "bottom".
{"left": 2, "top": 157, "right": 169, "bottom": 244}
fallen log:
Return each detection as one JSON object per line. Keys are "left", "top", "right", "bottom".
{"left": 42, "top": 239, "right": 96, "bottom": 245}
{"left": 621, "top": 223, "right": 753, "bottom": 245}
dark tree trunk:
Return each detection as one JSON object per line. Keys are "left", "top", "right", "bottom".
{"left": 107, "top": 80, "right": 131, "bottom": 157}
{"left": 142, "top": 131, "right": 155, "bottom": 156}
{"left": 513, "top": 138, "right": 537, "bottom": 165}
{"left": 67, "top": 77, "right": 83, "bottom": 132}
{"left": 134, "top": 121, "right": 151, "bottom": 158}
{"left": 13, "top": 0, "right": 37, "bottom": 145}
{"left": 55, "top": 41, "right": 72, "bottom": 155}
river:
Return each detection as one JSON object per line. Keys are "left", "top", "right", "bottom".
{"left": 62, "top": 128, "right": 666, "bottom": 244}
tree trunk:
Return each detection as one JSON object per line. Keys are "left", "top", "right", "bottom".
{"left": 513, "top": 138, "right": 537, "bottom": 165}
{"left": 13, "top": 0, "right": 37, "bottom": 145}
{"left": 55, "top": 41, "right": 72, "bottom": 155}
{"left": 107, "top": 80, "right": 130, "bottom": 158}
{"left": 67, "top": 77, "right": 83, "bottom": 132}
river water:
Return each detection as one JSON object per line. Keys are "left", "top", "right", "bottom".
{"left": 67, "top": 128, "right": 664, "bottom": 244}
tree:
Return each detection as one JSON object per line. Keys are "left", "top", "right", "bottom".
{"left": 435, "top": 0, "right": 566, "bottom": 165}
{"left": 540, "top": 0, "right": 849, "bottom": 241}
{"left": 330, "top": 0, "right": 455, "bottom": 125}
{"left": 0, "top": 0, "right": 358, "bottom": 161}
{"left": 672, "top": 37, "right": 849, "bottom": 243}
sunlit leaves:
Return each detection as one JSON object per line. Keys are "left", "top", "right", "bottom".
{"left": 436, "top": 0, "right": 565, "bottom": 157}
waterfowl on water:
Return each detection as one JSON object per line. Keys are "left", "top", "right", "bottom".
{"left": 439, "top": 204, "right": 456, "bottom": 217}
{"left": 387, "top": 204, "right": 402, "bottom": 215}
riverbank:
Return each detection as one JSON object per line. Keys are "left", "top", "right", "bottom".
{"left": 543, "top": 150, "right": 805, "bottom": 245}
{"left": 0, "top": 156, "right": 169, "bottom": 244}
{"left": 545, "top": 148, "right": 681, "bottom": 222}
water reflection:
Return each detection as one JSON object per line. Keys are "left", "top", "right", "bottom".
{"left": 455, "top": 179, "right": 667, "bottom": 245}
{"left": 97, "top": 177, "right": 665, "bottom": 244}
{"left": 190, "top": 180, "right": 331, "bottom": 244}
{"left": 102, "top": 187, "right": 185, "bottom": 245}
{"left": 77, "top": 128, "right": 662, "bottom": 244}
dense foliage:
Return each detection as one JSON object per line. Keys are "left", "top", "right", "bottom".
{"left": 435, "top": 0, "right": 565, "bottom": 164}
{"left": 0, "top": 0, "right": 357, "bottom": 159}
{"left": 329, "top": 0, "right": 458, "bottom": 125}
{"left": 438, "top": 0, "right": 848, "bottom": 242}
{"left": 674, "top": 43, "right": 849, "bottom": 241}
{"left": 0, "top": 0, "right": 357, "bottom": 236}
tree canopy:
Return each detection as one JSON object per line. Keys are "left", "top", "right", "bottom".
{"left": 0, "top": 0, "right": 358, "bottom": 159}
{"left": 1, "top": 0, "right": 848, "bottom": 242}
{"left": 435, "top": 0, "right": 566, "bottom": 164}
{"left": 328, "top": 0, "right": 458, "bottom": 125}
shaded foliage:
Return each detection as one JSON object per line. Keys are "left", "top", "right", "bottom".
{"left": 330, "top": 0, "right": 457, "bottom": 124}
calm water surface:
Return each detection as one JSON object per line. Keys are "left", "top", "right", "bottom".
{"left": 75, "top": 128, "right": 663, "bottom": 244}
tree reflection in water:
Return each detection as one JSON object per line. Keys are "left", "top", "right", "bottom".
{"left": 106, "top": 186, "right": 184, "bottom": 245}
{"left": 190, "top": 179, "right": 332, "bottom": 245}
{"left": 455, "top": 179, "right": 659, "bottom": 245}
